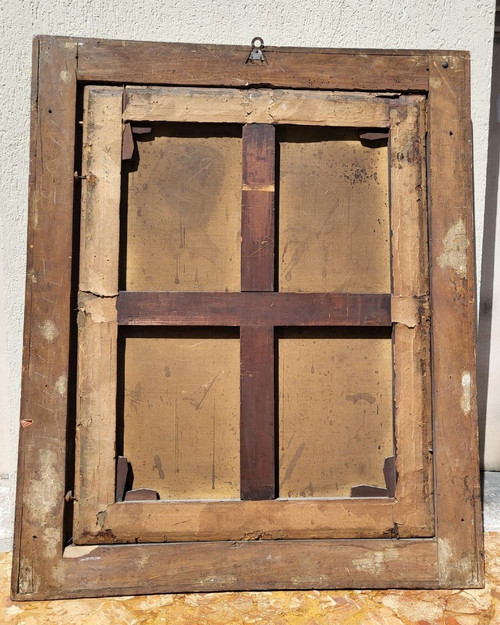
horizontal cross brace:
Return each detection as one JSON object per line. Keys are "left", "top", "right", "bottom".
{"left": 117, "top": 291, "right": 391, "bottom": 326}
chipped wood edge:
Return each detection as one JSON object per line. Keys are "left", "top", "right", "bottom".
{"left": 428, "top": 53, "right": 484, "bottom": 588}
{"left": 124, "top": 87, "right": 391, "bottom": 127}
{"left": 73, "top": 498, "right": 398, "bottom": 544}
{"left": 389, "top": 96, "right": 434, "bottom": 537}
{"left": 73, "top": 87, "right": 122, "bottom": 542}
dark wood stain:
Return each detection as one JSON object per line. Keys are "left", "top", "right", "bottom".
{"left": 240, "top": 326, "right": 275, "bottom": 500}
{"left": 241, "top": 124, "right": 275, "bottom": 291}
{"left": 117, "top": 292, "right": 392, "bottom": 326}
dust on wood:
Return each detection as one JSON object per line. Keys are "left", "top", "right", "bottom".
{"left": 99, "top": 498, "right": 396, "bottom": 542}
{"left": 389, "top": 96, "right": 433, "bottom": 537}
{"left": 74, "top": 87, "right": 123, "bottom": 542}
{"left": 124, "top": 87, "right": 391, "bottom": 127}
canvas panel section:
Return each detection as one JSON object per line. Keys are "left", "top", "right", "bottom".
{"left": 124, "top": 123, "right": 242, "bottom": 292}
{"left": 278, "top": 127, "right": 390, "bottom": 293}
{"left": 278, "top": 329, "right": 394, "bottom": 498}
{"left": 121, "top": 330, "right": 240, "bottom": 499}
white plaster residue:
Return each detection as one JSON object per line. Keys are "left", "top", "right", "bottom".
{"left": 438, "top": 536, "right": 473, "bottom": 583}
{"left": 437, "top": 219, "right": 469, "bottom": 278}
{"left": 461, "top": 371, "right": 472, "bottom": 415}
{"left": 59, "top": 69, "right": 71, "bottom": 83}
{"left": 63, "top": 544, "right": 100, "bottom": 559}
{"left": 438, "top": 536, "right": 453, "bottom": 565}
{"left": 197, "top": 575, "right": 238, "bottom": 586}
{"left": 55, "top": 373, "right": 68, "bottom": 397}
{"left": 352, "top": 549, "right": 398, "bottom": 574}
{"left": 40, "top": 320, "right": 58, "bottom": 342}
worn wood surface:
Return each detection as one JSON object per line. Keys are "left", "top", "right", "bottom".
{"left": 76, "top": 39, "right": 430, "bottom": 91}
{"left": 12, "top": 36, "right": 78, "bottom": 599}
{"left": 13, "top": 538, "right": 441, "bottom": 599}
{"left": 122, "top": 333, "right": 240, "bottom": 501}
{"left": 428, "top": 53, "right": 483, "bottom": 586}
{"left": 79, "top": 87, "right": 122, "bottom": 296}
{"left": 13, "top": 38, "right": 482, "bottom": 599}
{"left": 389, "top": 96, "right": 434, "bottom": 538}
{"left": 240, "top": 326, "right": 275, "bottom": 500}
{"left": 54, "top": 539, "right": 438, "bottom": 599}
{"left": 124, "top": 87, "right": 391, "bottom": 127}
{"left": 117, "top": 291, "right": 392, "bottom": 326}
{"left": 241, "top": 124, "right": 275, "bottom": 291}
{"left": 278, "top": 127, "right": 390, "bottom": 293}
{"left": 125, "top": 123, "right": 241, "bottom": 292}
{"left": 73, "top": 296, "right": 118, "bottom": 540}
{"left": 90, "top": 498, "right": 398, "bottom": 543}
{"left": 279, "top": 330, "right": 393, "bottom": 498}
{"left": 73, "top": 88, "right": 123, "bottom": 542}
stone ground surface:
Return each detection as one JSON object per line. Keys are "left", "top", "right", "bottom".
{"left": 0, "top": 534, "right": 498, "bottom": 624}
{"left": 1, "top": 472, "right": 499, "bottom": 623}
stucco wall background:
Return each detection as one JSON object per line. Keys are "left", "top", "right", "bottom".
{"left": 0, "top": 0, "right": 495, "bottom": 550}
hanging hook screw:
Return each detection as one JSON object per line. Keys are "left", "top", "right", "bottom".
{"left": 246, "top": 37, "right": 267, "bottom": 63}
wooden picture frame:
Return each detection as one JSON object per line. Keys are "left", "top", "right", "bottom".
{"left": 12, "top": 36, "right": 483, "bottom": 599}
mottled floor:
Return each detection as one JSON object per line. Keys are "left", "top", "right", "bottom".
{"left": 0, "top": 534, "right": 498, "bottom": 624}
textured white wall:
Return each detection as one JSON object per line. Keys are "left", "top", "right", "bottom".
{"left": 0, "top": 1, "right": 495, "bottom": 548}
{"left": 480, "top": 37, "right": 500, "bottom": 471}
{"left": 0, "top": 231, "right": 9, "bottom": 478}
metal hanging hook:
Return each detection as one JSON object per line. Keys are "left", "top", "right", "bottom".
{"left": 246, "top": 37, "right": 267, "bottom": 63}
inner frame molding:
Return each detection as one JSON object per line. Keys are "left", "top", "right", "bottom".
{"left": 72, "top": 85, "right": 432, "bottom": 545}
{"left": 12, "top": 36, "right": 482, "bottom": 599}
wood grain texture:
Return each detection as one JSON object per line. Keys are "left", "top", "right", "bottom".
{"left": 12, "top": 36, "right": 78, "bottom": 599}
{"left": 13, "top": 38, "right": 482, "bottom": 598}
{"left": 278, "top": 127, "right": 390, "bottom": 293}
{"left": 279, "top": 330, "right": 393, "bottom": 498}
{"left": 117, "top": 291, "right": 392, "bottom": 326}
{"left": 88, "top": 498, "right": 397, "bottom": 543}
{"left": 428, "top": 53, "right": 483, "bottom": 587}
{"left": 76, "top": 39, "right": 430, "bottom": 91}
{"left": 241, "top": 124, "right": 275, "bottom": 291}
{"left": 125, "top": 124, "right": 241, "bottom": 292}
{"left": 390, "top": 96, "right": 429, "bottom": 298}
{"left": 389, "top": 96, "right": 434, "bottom": 538}
{"left": 240, "top": 326, "right": 275, "bottom": 499}
{"left": 73, "top": 87, "right": 123, "bottom": 542}
{"left": 73, "top": 295, "right": 118, "bottom": 541}
{"left": 52, "top": 539, "right": 437, "bottom": 599}
{"left": 124, "top": 87, "right": 391, "bottom": 127}
{"left": 79, "top": 87, "right": 123, "bottom": 296}
{"left": 122, "top": 334, "right": 240, "bottom": 500}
